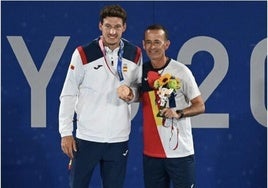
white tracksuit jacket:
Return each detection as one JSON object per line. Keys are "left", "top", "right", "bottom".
{"left": 59, "top": 38, "right": 142, "bottom": 143}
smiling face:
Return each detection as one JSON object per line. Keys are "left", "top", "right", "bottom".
{"left": 143, "top": 29, "right": 170, "bottom": 68}
{"left": 99, "top": 16, "right": 126, "bottom": 50}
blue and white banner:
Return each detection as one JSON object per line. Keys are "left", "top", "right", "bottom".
{"left": 1, "top": 1, "right": 267, "bottom": 187}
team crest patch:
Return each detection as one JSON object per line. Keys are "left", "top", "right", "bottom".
{"left": 123, "top": 64, "right": 128, "bottom": 72}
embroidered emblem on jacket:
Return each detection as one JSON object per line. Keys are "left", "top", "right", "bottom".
{"left": 94, "top": 65, "right": 103, "bottom": 70}
{"left": 123, "top": 64, "right": 128, "bottom": 72}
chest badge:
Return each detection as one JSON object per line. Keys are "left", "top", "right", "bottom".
{"left": 123, "top": 64, "right": 128, "bottom": 72}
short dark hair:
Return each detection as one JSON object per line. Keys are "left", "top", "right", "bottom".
{"left": 100, "top": 5, "right": 127, "bottom": 24}
{"left": 145, "top": 24, "right": 169, "bottom": 40}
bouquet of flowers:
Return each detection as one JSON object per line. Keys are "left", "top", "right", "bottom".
{"left": 147, "top": 71, "right": 181, "bottom": 117}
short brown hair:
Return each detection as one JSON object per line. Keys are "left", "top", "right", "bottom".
{"left": 100, "top": 5, "right": 127, "bottom": 24}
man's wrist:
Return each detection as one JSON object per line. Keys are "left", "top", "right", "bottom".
{"left": 176, "top": 109, "right": 184, "bottom": 119}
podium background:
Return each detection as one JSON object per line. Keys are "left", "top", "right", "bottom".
{"left": 2, "top": 1, "right": 267, "bottom": 188}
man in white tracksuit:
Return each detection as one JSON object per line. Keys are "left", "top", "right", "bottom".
{"left": 58, "top": 5, "right": 142, "bottom": 188}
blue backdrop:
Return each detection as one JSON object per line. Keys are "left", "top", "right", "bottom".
{"left": 1, "top": 1, "right": 267, "bottom": 188}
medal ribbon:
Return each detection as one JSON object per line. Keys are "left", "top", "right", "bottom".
{"left": 98, "top": 37, "right": 124, "bottom": 81}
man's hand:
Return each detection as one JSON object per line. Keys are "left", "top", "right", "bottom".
{"left": 160, "top": 108, "right": 180, "bottom": 119}
{"left": 61, "top": 135, "right": 77, "bottom": 159}
{"left": 117, "top": 85, "right": 134, "bottom": 102}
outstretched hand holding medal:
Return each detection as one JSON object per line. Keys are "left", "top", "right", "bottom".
{"left": 117, "top": 85, "right": 134, "bottom": 102}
